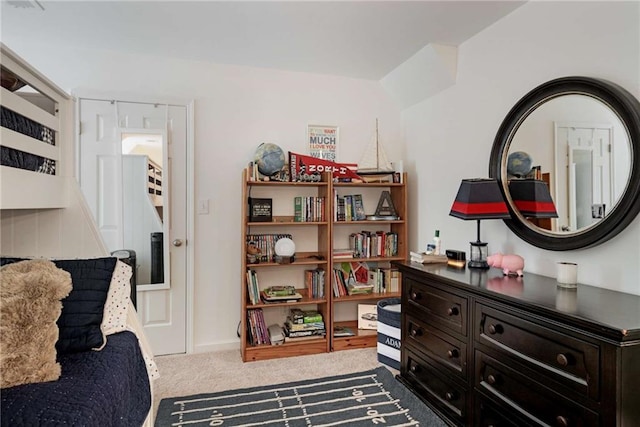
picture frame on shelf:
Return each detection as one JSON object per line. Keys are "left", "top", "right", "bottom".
{"left": 308, "top": 124, "right": 338, "bottom": 162}
{"left": 248, "top": 197, "right": 272, "bottom": 222}
{"left": 358, "top": 303, "right": 378, "bottom": 330}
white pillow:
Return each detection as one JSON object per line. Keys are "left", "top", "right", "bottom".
{"left": 101, "top": 260, "right": 132, "bottom": 335}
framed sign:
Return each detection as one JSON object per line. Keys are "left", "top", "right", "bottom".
{"left": 248, "top": 197, "right": 272, "bottom": 222}
{"left": 307, "top": 124, "right": 338, "bottom": 161}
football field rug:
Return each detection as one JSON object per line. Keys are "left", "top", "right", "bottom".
{"left": 155, "top": 366, "right": 447, "bottom": 426}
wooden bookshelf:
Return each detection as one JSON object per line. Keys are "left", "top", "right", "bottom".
{"left": 240, "top": 170, "right": 408, "bottom": 361}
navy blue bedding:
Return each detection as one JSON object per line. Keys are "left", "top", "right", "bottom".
{"left": 0, "top": 331, "right": 151, "bottom": 427}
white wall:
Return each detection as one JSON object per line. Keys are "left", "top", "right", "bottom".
{"left": 404, "top": 1, "right": 640, "bottom": 295}
{"left": 3, "top": 41, "right": 403, "bottom": 352}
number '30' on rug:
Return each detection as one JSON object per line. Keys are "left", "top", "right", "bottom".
{"left": 155, "top": 366, "right": 447, "bottom": 426}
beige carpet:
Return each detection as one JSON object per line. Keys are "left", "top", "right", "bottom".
{"left": 152, "top": 347, "right": 393, "bottom": 419}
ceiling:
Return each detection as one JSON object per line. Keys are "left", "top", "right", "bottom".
{"left": 1, "top": 1, "right": 526, "bottom": 80}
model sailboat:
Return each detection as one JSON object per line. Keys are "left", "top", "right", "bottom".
{"left": 357, "top": 119, "right": 395, "bottom": 181}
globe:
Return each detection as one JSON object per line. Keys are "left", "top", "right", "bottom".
{"left": 254, "top": 143, "right": 285, "bottom": 176}
{"left": 507, "top": 151, "right": 533, "bottom": 178}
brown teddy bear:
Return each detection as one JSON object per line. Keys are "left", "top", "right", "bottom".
{"left": 246, "top": 243, "right": 261, "bottom": 264}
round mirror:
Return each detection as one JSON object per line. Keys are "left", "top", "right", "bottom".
{"left": 489, "top": 76, "right": 640, "bottom": 250}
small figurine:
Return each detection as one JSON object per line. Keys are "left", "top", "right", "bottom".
{"left": 246, "top": 242, "right": 261, "bottom": 264}
{"left": 487, "top": 253, "right": 525, "bottom": 277}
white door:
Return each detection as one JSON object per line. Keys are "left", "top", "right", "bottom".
{"left": 556, "top": 123, "right": 612, "bottom": 231}
{"left": 78, "top": 98, "right": 189, "bottom": 355}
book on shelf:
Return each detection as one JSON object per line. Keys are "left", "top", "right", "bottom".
{"left": 332, "top": 268, "right": 349, "bottom": 297}
{"left": 264, "top": 285, "right": 297, "bottom": 297}
{"left": 304, "top": 268, "right": 325, "bottom": 299}
{"left": 247, "top": 308, "right": 269, "bottom": 345}
{"left": 261, "top": 291, "right": 303, "bottom": 303}
{"left": 410, "top": 251, "right": 448, "bottom": 264}
{"left": 332, "top": 248, "right": 355, "bottom": 259}
{"left": 333, "top": 325, "right": 356, "bottom": 337}
{"left": 336, "top": 195, "right": 346, "bottom": 222}
{"left": 381, "top": 267, "right": 400, "bottom": 293}
{"left": 358, "top": 304, "right": 378, "bottom": 330}
{"left": 349, "top": 231, "right": 398, "bottom": 258}
{"left": 347, "top": 282, "right": 374, "bottom": 295}
{"left": 284, "top": 334, "right": 325, "bottom": 343}
{"left": 289, "top": 309, "right": 323, "bottom": 324}
{"left": 344, "top": 195, "right": 353, "bottom": 221}
{"left": 352, "top": 194, "right": 366, "bottom": 220}
{"left": 284, "top": 327, "right": 326, "bottom": 338}
{"left": 294, "top": 196, "right": 303, "bottom": 222}
{"left": 246, "top": 269, "right": 260, "bottom": 305}
{"left": 294, "top": 196, "right": 326, "bottom": 222}
{"left": 285, "top": 320, "right": 325, "bottom": 332}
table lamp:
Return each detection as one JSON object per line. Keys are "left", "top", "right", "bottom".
{"left": 449, "top": 178, "right": 511, "bottom": 269}
{"left": 508, "top": 179, "right": 558, "bottom": 219}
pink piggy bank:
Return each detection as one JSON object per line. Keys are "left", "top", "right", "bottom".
{"left": 487, "top": 253, "right": 524, "bottom": 277}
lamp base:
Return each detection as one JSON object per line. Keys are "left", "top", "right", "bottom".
{"left": 468, "top": 259, "right": 490, "bottom": 269}
{"left": 469, "top": 241, "right": 489, "bottom": 269}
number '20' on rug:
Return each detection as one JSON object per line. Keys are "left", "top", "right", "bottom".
{"left": 155, "top": 366, "right": 446, "bottom": 426}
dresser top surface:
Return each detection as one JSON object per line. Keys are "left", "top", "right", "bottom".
{"left": 395, "top": 261, "right": 640, "bottom": 341}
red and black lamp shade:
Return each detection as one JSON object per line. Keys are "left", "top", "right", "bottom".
{"left": 508, "top": 179, "right": 558, "bottom": 219}
{"left": 450, "top": 179, "right": 511, "bottom": 222}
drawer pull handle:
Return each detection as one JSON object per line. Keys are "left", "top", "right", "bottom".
{"left": 410, "top": 364, "right": 421, "bottom": 373}
{"left": 488, "top": 324, "right": 503, "bottom": 335}
{"left": 556, "top": 353, "right": 572, "bottom": 367}
{"left": 410, "top": 327, "right": 423, "bottom": 337}
{"left": 444, "top": 391, "right": 457, "bottom": 401}
{"left": 447, "top": 306, "right": 459, "bottom": 316}
{"left": 555, "top": 415, "right": 569, "bottom": 427}
{"left": 486, "top": 374, "right": 498, "bottom": 385}
{"left": 447, "top": 349, "right": 459, "bottom": 359}
{"left": 411, "top": 291, "right": 422, "bottom": 301}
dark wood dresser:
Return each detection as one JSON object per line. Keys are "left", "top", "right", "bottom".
{"left": 393, "top": 261, "right": 640, "bottom": 427}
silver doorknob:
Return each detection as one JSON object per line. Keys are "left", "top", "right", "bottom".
{"left": 172, "top": 239, "right": 183, "bottom": 247}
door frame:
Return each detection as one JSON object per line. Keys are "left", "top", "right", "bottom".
{"left": 73, "top": 89, "right": 195, "bottom": 353}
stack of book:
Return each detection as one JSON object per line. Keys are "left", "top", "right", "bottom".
{"left": 283, "top": 309, "right": 326, "bottom": 342}
{"left": 332, "top": 248, "right": 355, "bottom": 259}
{"left": 410, "top": 251, "right": 448, "bottom": 264}
{"left": 261, "top": 285, "right": 303, "bottom": 303}
{"left": 347, "top": 282, "right": 374, "bottom": 295}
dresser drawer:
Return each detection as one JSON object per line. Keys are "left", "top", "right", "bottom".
{"left": 476, "top": 350, "right": 599, "bottom": 427}
{"left": 406, "top": 314, "right": 467, "bottom": 379}
{"left": 406, "top": 278, "right": 467, "bottom": 337}
{"left": 475, "top": 302, "right": 600, "bottom": 400}
{"left": 475, "top": 396, "right": 527, "bottom": 427}
{"left": 403, "top": 348, "right": 468, "bottom": 424}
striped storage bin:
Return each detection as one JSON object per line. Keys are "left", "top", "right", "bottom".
{"left": 377, "top": 298, "right": 401, "bottom": 369}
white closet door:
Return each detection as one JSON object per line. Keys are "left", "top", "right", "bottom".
{"left": 79, "top": 98, "right": 188, "bottom": 355}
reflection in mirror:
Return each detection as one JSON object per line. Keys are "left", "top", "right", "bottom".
{"left": 121, "top": 132, "right": 165, "bottom": 285}
{"left": 490, "top": 76, "right": 640, "bottom": 251}
{"left": 507, "top": 94, "right": 631, "bottom": 235}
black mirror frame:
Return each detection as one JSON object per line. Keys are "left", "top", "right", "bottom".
{"left": 489, "top": 76, "right": 640, "bottom": 251}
